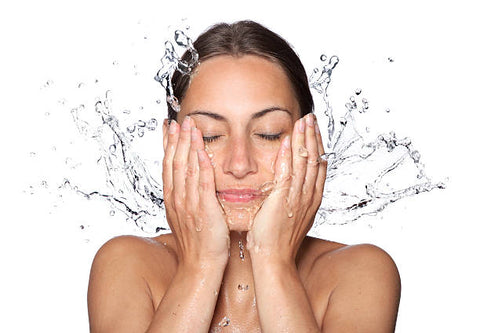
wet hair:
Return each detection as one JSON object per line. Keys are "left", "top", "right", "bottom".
{"left": 167, "top": 20, "right": 313, "bottom": 120}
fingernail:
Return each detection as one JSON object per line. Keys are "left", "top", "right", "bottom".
{"left": 181, "top": 116, "right": 190, "bottom": 131}
{"left": 314, "top": 120, "right": 320, "bottom": 134}
{"left": 299, "top": 118, "right": 305, "bottom": 133}
{"left": 169, "top": 119, "right": 177, "bottom": 134}
{"left": 306, "top": 113, "right": 314, "bottom": 127}
{"left": 191, "top": 127, "right": 198, "bottom": 141}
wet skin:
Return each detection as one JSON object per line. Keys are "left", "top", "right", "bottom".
{"left": 88, "top": 55, "right": 401, "bottom": 332}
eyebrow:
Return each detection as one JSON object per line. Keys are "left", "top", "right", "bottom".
{"left": 186, "top": 106, "right": 292, "bottom": 121}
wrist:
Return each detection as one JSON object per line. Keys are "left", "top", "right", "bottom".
{"left": 178, "top": 257, "right": 228, "bottom": 275}
{"left": 249, "top": 250, "right": 297, "bottom": 271}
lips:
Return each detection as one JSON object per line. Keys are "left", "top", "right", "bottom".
{"left": 216, "top": 189, "right": 263, "bottom": 203}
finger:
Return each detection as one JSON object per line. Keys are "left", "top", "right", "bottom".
{"left": 172, "top": 116, "right": 193, "bottom": 207}
{"left": 289, "top": 116, "right": 307, "bottom": 199}
{"left": 314, "top": 117, "right": 327, "bottom": 202}
{"left": 162, "top": 118, "right": 169, "bottom": 153}
{"left": 197, "top": 143, "right": 219, "bottom": 211}
{"left": 162, "top": 119, "right": 179, "bottom": 202}
{"left": 185, "top": 126, "right": 201, "bottom": 219}
{"left": 303, "top": 113, "right": 320, "bottom": 197}
{"left": 274, "top": 134, "right": 292, "bottom": 192}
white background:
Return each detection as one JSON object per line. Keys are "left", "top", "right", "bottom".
{"left": 1, "top": 0, "right": 478, "bottom": 331}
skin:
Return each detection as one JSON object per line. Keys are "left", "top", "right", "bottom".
{"left": 88, "top": 55, "right": 401, "bottom": 332}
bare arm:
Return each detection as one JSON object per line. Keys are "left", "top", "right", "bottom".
{"left": 247, "top": 114, "right": 400, "bottom": 331}
{"left": 247, "top": 114, "right": 325, "bottom": 331}
{"left": 250, "top": 254, "right": 320, "bottom": 332}
{"left": 87, "top": 236, "right": 226, "bottom": 333}
{"left": 88, "top": 117, "right": 230, "bottom": 332}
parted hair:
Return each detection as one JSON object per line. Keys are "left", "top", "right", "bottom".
{"left": 167, "top": 20, "right": 313, "bottom": 120}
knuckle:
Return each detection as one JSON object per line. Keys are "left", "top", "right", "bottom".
{"left": 172, "top": 158, "right": 184, "bottom": 172}
{"left": 186, "top": 164, "right": 197, "bottom": 178}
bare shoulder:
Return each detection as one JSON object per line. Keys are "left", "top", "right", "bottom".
{"left": 88, "top": 234, "right": 177, "bottom": 332}
{"left": 301, "top": 238, "right": 401, "bottom": 332}
{"left": 89, "top": 234, "right": 177, "bottom": 279}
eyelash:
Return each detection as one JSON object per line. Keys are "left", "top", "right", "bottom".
{"left": 202, "top": 133, "right": 282, "bottom": 143}
{"left": 202, "top": 135, "right": 221, "bottom": 143}
{"left": 256, "top": 133, "right": 282, "bottom": 141}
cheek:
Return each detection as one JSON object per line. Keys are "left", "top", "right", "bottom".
{"left": 254, "top": 146, "right": 277, "bottom": 175}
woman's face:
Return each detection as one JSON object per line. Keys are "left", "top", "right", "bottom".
{"left": 177, "top": 55, "right": 301, "bottom": 231}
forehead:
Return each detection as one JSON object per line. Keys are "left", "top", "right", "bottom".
{"left": 178, "top": 55, "right": 300, "bottom": 122}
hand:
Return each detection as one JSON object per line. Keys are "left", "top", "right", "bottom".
{"left": 246, "top": 113, "right": 327, "bottom": 263}
{"left": 162, "top": 116, "right": 230, "bottom": 267}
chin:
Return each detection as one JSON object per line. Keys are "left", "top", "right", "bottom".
{"left": 227, "top": 220, "right": 251, "bottom": 232}
{"left": 223, "top": 205, "right": 259, "bottom": 232}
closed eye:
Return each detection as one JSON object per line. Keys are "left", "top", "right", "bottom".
{"left": 202, "top": 135, "right": 222, "bottom": 143}
{"left": 256, "top": 133, "right": 282, "bottom": 141}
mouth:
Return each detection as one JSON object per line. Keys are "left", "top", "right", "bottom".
{"left": 216, "top": 189, "right": 264, "bottom": 203}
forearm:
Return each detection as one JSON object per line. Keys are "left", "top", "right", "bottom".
{"left": 146, "top": 262, "right": 225, "bottom": 333}
{"left": 251, "top": 255, "right": 320, "bottom": 332}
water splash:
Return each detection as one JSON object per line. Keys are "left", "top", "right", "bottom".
{"left": 309, "top": 55, "right": 339, "bottom": 147}
{"left": 35, "top": 29, "right": 445, "bottom": 237}
{"left": 69, "top": 91, "right": 166, "bottom": 233}
{"left": 154, "top": 29, "right": 199, "bottom": 112}
{"left": 308, "top": 56, "right": 446, "bottom": 231}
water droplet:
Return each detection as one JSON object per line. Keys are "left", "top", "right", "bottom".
{"left": 127, "top": 125, "right": 136, "bottom": 133}
{"left": 167, "top": 95, "right": 181, "bottom": 112}
{"left": 388, "top": 57, "right": 394, "bottom": 62}
{"left": 44, "top": 80, "right": 53, "bottom": 87}
{"left": 298, "top": 145, "right": 308, "bottom": 157}
{"left": 411, "top": 150, "right": 421, "bottom": 163}
{"left": 109, "top": 210, "right": 115, "bottom": 216}
{"left": 137, "top": 120, "right": 146, "bottom": 127}
{"left": 174, "top": 30, "right": 190, "bottom": 48}
{"left": 385, "top": 108, "right": 391, "bottom": 113}
{"left": 218, "top": 316, "right": 230, "bottom": 327}
{"left": 147, "top": 118, "right": 158, "bottom": 131}
{"left": 238, "top": 240, "right": 245, "bottom": 261}
{"left": 137, "top": 127, "right": 145, "bottom": 137}
{"left": 320, "top": 152, "right": 336, "bottom": 162}
{"left": 238, "top": 284, "right": 249, "bottom": 291}
{"left": 320, "top": 54, "right": 327, "bottom": 61}
{"left": 355, "top": 88, "right": 362, "bottom": 95}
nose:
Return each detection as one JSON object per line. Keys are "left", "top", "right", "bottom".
{"left": 223, "top": 137, "right": 257, "bottom": 178}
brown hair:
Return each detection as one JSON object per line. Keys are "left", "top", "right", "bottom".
{"left": 167, "top": 20, "right": 313, "bottom": 120}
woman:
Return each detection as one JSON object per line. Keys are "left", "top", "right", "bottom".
{"left": 88, "top": 21, "right": 400, "bottom": 332}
